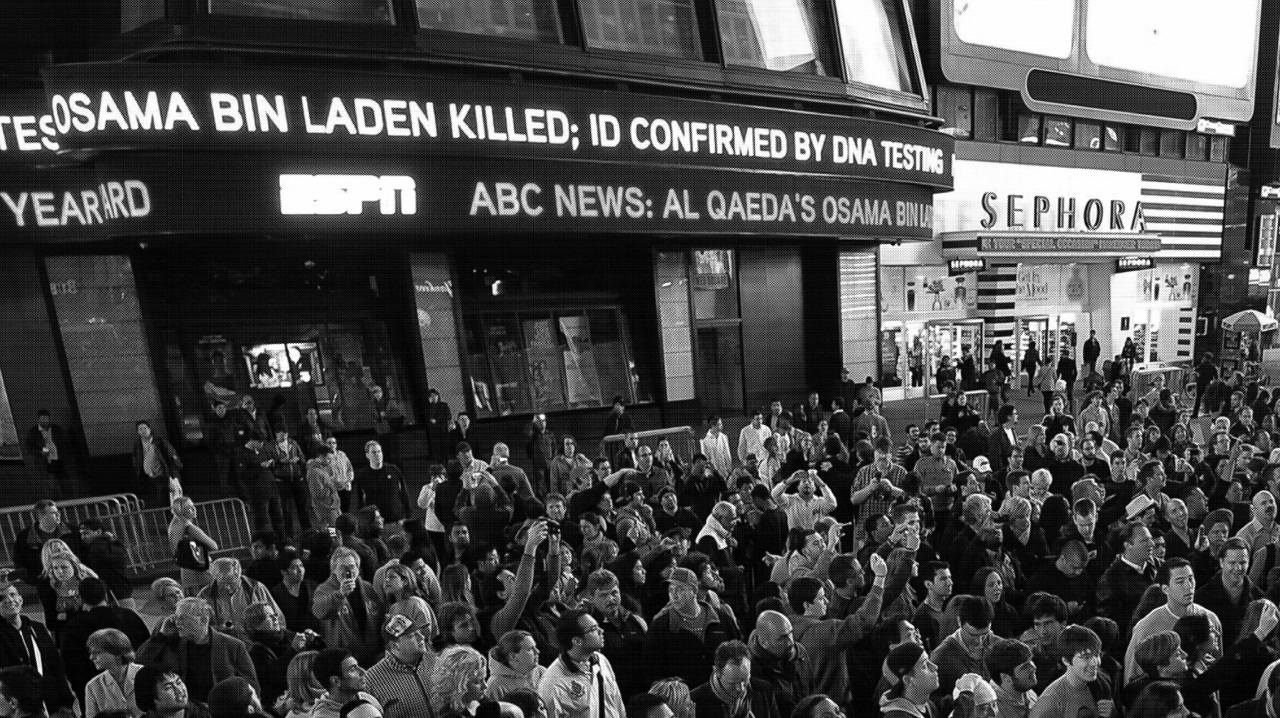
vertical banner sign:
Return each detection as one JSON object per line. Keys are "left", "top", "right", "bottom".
{"left": 0, "top": 366, "right": 18, "bottom": 460}
{"left": 1258, "top": 214, "right": 1277, "bottom": 268}
{"left": 410, "top": 254, "right": 468, "bottom": 417}
{"left": 1016, "top": 265, "right": 1054, "bottom": 304}
{"left": 559, "top": 316, "right": 602, "bottom": 406}
{"left": 523, "top": 319, "right": 567, "bottom": 411}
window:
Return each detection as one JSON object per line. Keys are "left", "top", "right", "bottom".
{"left": 580, "top": 0, "right": 702, "bottom": 59}
{"left": 1126, "top": 127, "right": 1158, "bottom": 155}
{"left": 1043, "top": 116, "right": 1072, "bottom": 146}
{"left": 719, "top": 0, "right": 836, "bottom": 75}
{"left": 208, "top": 0, "right": 395, "bottom": 24}
{"left": 416, "top": 0, "right": 563, "bottom": 42}
{"left": 1016, "top": 113, "right": 1041, "bottom": 144}
{"left": 1074, "top": 121, "right": 1100, "bottom": 150}
{"left": 1102, "top": 125, "right": 1123, "bottom": 152}
{"left": 1185, "top": 133, "right": 1209, "bottom": 161}
{"left": 834, "top": 0, "right": 916, "bottom": 93}
{"left": 1209, "top": 135, "right": 1228, "bottom": 162}
{"left": 1159, "top": 130, "right": 1184, "bottom": 158}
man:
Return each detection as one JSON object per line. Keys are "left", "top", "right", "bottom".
{"left": 738, "top": 410, "right": 771, "bottom": 467}
{"left": 0, "top": 581, "right": 76, "bottom": 716}
{"left": 207, "top": 401, "right": 239, "bottom": 494}
{"left": 134, "top": 419, "right": 183, "bottom": 508}
{"left": 630, "top": 446, "right": 674, "bottom": 498}
{"left": 914, "top": 433, "right": 959, "bottom": 534}
{"left": 363, "top": 615, "right": 434, "bottom": 718}
{"left": 851, "top": 436, "right": 907, "bottom": 529}
{"left": 1028, "top": 626, "right": 1113, "bottom": 718}
{"left": 929, "top": 595, "right": 994, "bottom": 699}
{"left": 988, "top": 405, "right": 1019, "bottom": 473}
{"left": 310, "top": 647, "right": 383, "bottom": 718}
{"left": 197, "top": 557, "right": 283, "bottom": 642}
{"left": 1045, "top": 434, "right": 1085, "bottom": 497}
{"left": 446, "top": 411, "right": 477, "bottom": 456}
{"left": 135, "top": 665, "right": 212, "bottom": 718}
{"left": 800, "top": 392, "right": 825, "bottom": 435}
{"left": 1196, "top": 536, "right": 1264, "bottom": 645}
{"left": 1237, "top": 490, "right": 1280, "bottom": 555}
{"left": 828, "top": 397, "right": 853, "bottom": 444}
{"left": 1125, "top": 557, "right": 1223, "bottom": 684}
{"left": 265, "top": 427, "right": 307, "bottom": 534}
{"left": 539, "top": 608, "right": 625, "bottom": 718}
{"left": 602, "top": 395, "right": 635, "bottom": 439}
{"left": 312, "top": 547, "right": 385, "bottom": 666}
{"left": 12, "top": 500, "right": 76, "bottom": 583}
{"left": 61, "top": 577, "right": 150, "bottom": 702}
{"left": 1056, "top": 349, "right": 1078, "bottom": 411}
{"left": 914, "top": 562, "right": 952, "bottom": 651}
{"left": 880, "top": 643, "right": 941, "bottom": 718}
{"left": 489, "top": 442, "right": 538, "bottom": 514}
{"left": 583, "top": 569, "right": 648, "bottom": 698}
{"left": 1083, "top": 330, "right": 1101, "bottom": 375}
{"left": 1018, "top": 595, "right": 1065, "bottom": 692}
{"left": 138, "top": 597, "right": 258, "bottom": 703}
{"left": 25, "top": 410, "right": 70, "bottom": 498}
{"left": 614, "top": 432, "right": 642, "bottom": 470}
{"left": 1192, "top": 508, "right": 1236, "bottom": 587}
{"left": 770, "top": 470, "right": 837, "bottom": 530}
{"left": 654, "top": 487, "right": 700, "bottom": 535}
{"left": 306, "top": 445, "right": 341, "bottom": 530}
{"left": 1097, "top": 523, "right": 1156, "bottom": 629}
{"left": 689, "top": 640, "right": 783, "bottom": 718}
{"left": 549, "top": 435, "right": 578, "bottom": 498}
{"left": 702, "top": 416, "right": 734, "bottom": 479}
{"left": 748, "top": 611, "right": 810, "bottom": 718}
{"left": 643, "top": 567, "right": 741, "bottom": 687}
{"left": 526, "top": 412, "right": 557, "bottom": 496}
{"left": 357, "top": 441, "right": 412, "bottom": 524}
{"left": 1193, "top": 353, "right": 1219, "bottom": 419}
{"left": 986, "top": 639, "right": 1038, "bottom": 718}
{"left": 206, "top": 677, "right": 270, "bottom": 718}
{"left": 788, "top": 554, "right": 888, "bottom": 709}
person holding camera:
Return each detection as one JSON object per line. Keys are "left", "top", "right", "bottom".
{"left": 851, "top": 436, "right": 907, "bottom": 540}
{"left": 312, "top": 547, "right": 384, "bottom": 667}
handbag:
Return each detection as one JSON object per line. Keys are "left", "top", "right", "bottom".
{"left": 174, "top": 528, "right": 210, "bottom": 571}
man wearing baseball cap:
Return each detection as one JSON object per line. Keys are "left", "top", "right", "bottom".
{"left": 363, "top": 614, "right": 435, "bottom": 718}
{"left": 642, "top": 566, "right": 740, "bottom": 687}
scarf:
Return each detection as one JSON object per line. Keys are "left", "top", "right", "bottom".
{"left": 710, "top": 673, "right": 753, "bottom": 718}
{"left": 696, "top": 515, "right": 732, "bottom": 550}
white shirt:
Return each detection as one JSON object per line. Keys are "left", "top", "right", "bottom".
{"left": 701, "top": 431, "right": 733, "bottom": 477}
{"left": 737, "top": 423, "right": 771, "bottom": 465}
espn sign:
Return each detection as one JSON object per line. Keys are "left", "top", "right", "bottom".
{"left": 279, "top": 174, "right": 416, "bottom": 215}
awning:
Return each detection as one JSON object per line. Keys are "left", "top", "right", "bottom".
{"left": 942, "top": 230, "right": 1162, "bottom": 262}
{"left": 1222, "top": 309, "right": 1278, "bottom": 333}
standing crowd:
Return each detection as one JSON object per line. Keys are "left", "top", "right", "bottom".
{"left": 8, "top": 355, "right": 1280, "bottom": 718}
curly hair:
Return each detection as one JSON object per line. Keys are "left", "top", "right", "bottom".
{"left": 430, "top": 645, "right": 486, "bottom": 715}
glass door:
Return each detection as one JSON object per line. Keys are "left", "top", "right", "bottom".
{"left": 691, "top": 250, "right": 745, "bottom": 414}
{"left": 1016, "top": 316, "right": 1050, "bottom": 388}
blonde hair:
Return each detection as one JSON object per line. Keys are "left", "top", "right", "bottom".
{"left": 649, "top": 679, "right": 695, "bottom": 718}
{"left": 40, "top": 540, "right": 95, "bottom": 581}
{"left": 285, "top": 651, "right": 325, "bottom": 713}
{"left": 431, "top": 645, "right": 485, "bottom": 715}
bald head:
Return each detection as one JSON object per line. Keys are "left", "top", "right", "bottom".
{"left": 752, "top": 610, "right": 795, "bottom": 658}
{"left": 1254, "top": 490, "right": 1278, "bottom": 524}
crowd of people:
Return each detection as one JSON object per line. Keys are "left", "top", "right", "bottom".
{"left": 10, "top": 352, "right": 1280, "bottom": 718}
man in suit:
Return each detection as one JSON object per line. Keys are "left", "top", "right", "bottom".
{"left": 987, "top": 404, "right": 1019, "bottom": 473}
{"left": 828, "top": 397, "right": 853, "bottom": 446}
{"left": 1083, "top": 330, "right": 1102, "bottom": 375}
{"left": 1056, "top": 349, "right": 1079, "bottom": 411}
{"left": 25, "top": 410, "right": 72, "bottom": 499}
{"left": 0, "top": 581, "right": 76, "bottom": 717}
{"left": 138, "top": 597, "right": 259, "bottom": 703}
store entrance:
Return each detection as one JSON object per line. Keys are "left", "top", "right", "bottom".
{"left": 881, "top": 320, "right": 984, "bottom": 401}
{"left": 1014, "top": 314, "right": 1087, "bottom": 388}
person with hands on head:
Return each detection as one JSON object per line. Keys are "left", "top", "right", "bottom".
{"left": 770, "top": 469, "right": 837, "bottom": 531}
{"left": 789, "top": 551, "right": 888, "bottom": 710}
{"left": 769, "top": 522, "right": 845, "bottom": 586}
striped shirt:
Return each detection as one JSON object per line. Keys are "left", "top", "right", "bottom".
{"left": 364, "top": 653, "right": 437, "bottom": 718}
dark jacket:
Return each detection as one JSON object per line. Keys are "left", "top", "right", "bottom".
{"left": 11, "top": 522, "right": 77, "bottom": 583}
{"left": 748, "top": 635, "right": 811, "bottom": 718}
{"left": 137, "top": 629, "right": 259, "bottom": 695}
{"left": 690, "top": 678, "right": 784, "bottom": 718}
{"left": 643, "top": 601, "right": 741, "bottom": 687}
{"left": 132, "top": 435, "right": 183, "bottom": 480}
{"left": 1098, "top": 557, "right": 1154, "bottom": 623}
{"left": 61, "top": 604, "right": 151, "bottom": 701}
{"left": 25, "top": 423, "right": 70, "bottom": 472}
{"left": 0, "top": 616, "right": 76, "bottom": 714}
{"left": 1196, "top": 573, "right": 1265, "bottom": 645}
{"left": 80, "top": 533, "right": 133, "bottom": 601}
{"left": 590, "top": 606, "right": 649, "bottom": 698}
{"left": 356, "top": 463, "right": 412, "bottom": 522}
{"left": 1224, "top": 696, "right": 1267, "bottom": 718}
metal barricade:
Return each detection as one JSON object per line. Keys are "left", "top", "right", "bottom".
{"left": 600, "top": 426, "right": 698, "bottom": 463}
{"left": 0, "top": 494, "right": 142, "bottom": 569}
{"left": 101, "top": 498, "right": 253, "bottom": 573}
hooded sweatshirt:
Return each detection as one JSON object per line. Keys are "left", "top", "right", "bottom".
{"left": 485, "top": 646, "right": 546, "bottom": 701}
{"left": 879, "top": 693, "right": 936, "bottom": 718}
{"left": 309, "top": 691, "right": 383, "bottom": 718}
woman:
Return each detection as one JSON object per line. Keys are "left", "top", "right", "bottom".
{"left": 1020, "top": 425, "right": 1051, "bottom": 474}
{"left": 1077, "top": 391, "right": 1110, "bottom": 439}
{"left": 168, "top": 495, "right": 218, "bottom": 593}
{"left": 758, "top": 435, "right": 783, "bottom": 485}
{"left": 431, "top": 644, "right": 489, "bottom": 718}
{"left": 972, "top": 566, "right": 1018, "bottom": 638}
{"left": 1042, "top": 394, "right": 1075, "bottom": 443}
{"left": 379, "top": 562, "right": 438, "bottom": 639}
{"left": 1170, "top": 425, "right": 1195, "bottom": 459}
{"left": 485, "top": 630, "right": 545, "bottom": 701}
{"left": 84, "top": 628, "right": 143, "bottom": 718}
{"left": 441, "top": 563, "right": 476, "bottom": 607}
{"left": 606, "top": 553, "right": 646, "bottom": 616}
{"left": 653, "top": 439, "right": 686, "bottom": 488}
{"left": 649, "top": 678, "right": 695, "bottom": 718}
{"left": 811, "top": 421, "right": 831, "bottom": 463}
{"left": 355, "top": 506, "right": 390, "bottom": 567}
{"left": 1000, "top": 497, "right": 1047, "bottom": 576}
{"left": 770, "top": 525, "right": 839, "bottom": 586}
{"left": 1034, "top": 355, "right": 1059, "bottom": 415}
{"left": 1128, "top": 682, "right": 1188, "bottom": 718}
{"left": 38, "top": 540, "right": 98, "bottom": 637}
{"left": 279, "top": 651, "right": 324, "bottom": 718}
{"left": 436, "top": 601, "right": 483, "bottom": 651}
{"left": 270, "top": 547, "right": 319, "bottom": 634}
{"left": 244, "top": 602, "right": 314, "bottom": 710}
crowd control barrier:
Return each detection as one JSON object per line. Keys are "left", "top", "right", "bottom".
{"left": 600, "top": 426, "right": 698, "bottom": 463}
{"left": 0, "top": 494, "right": 141, "bottom": 569}
{"left": 103, "top": 498, "right": 254, "bottom": 573}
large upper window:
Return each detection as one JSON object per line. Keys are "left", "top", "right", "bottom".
{"left": 579, "top": 0, "right": 702, "bottom": 59}
{"left": 718, "top": 0, "right": 837, "bottom": 76}
{"left": 416, "top": 0, "right": 563, "bottom": 42}
{"left": 209, "top": 0, "right": 395, "bottom": 23}
{"left": 835, "top": 0, "right": 915, "bottom": 92}
{"left": 951, "top": 0, "right": 1074, "bottom": 59}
